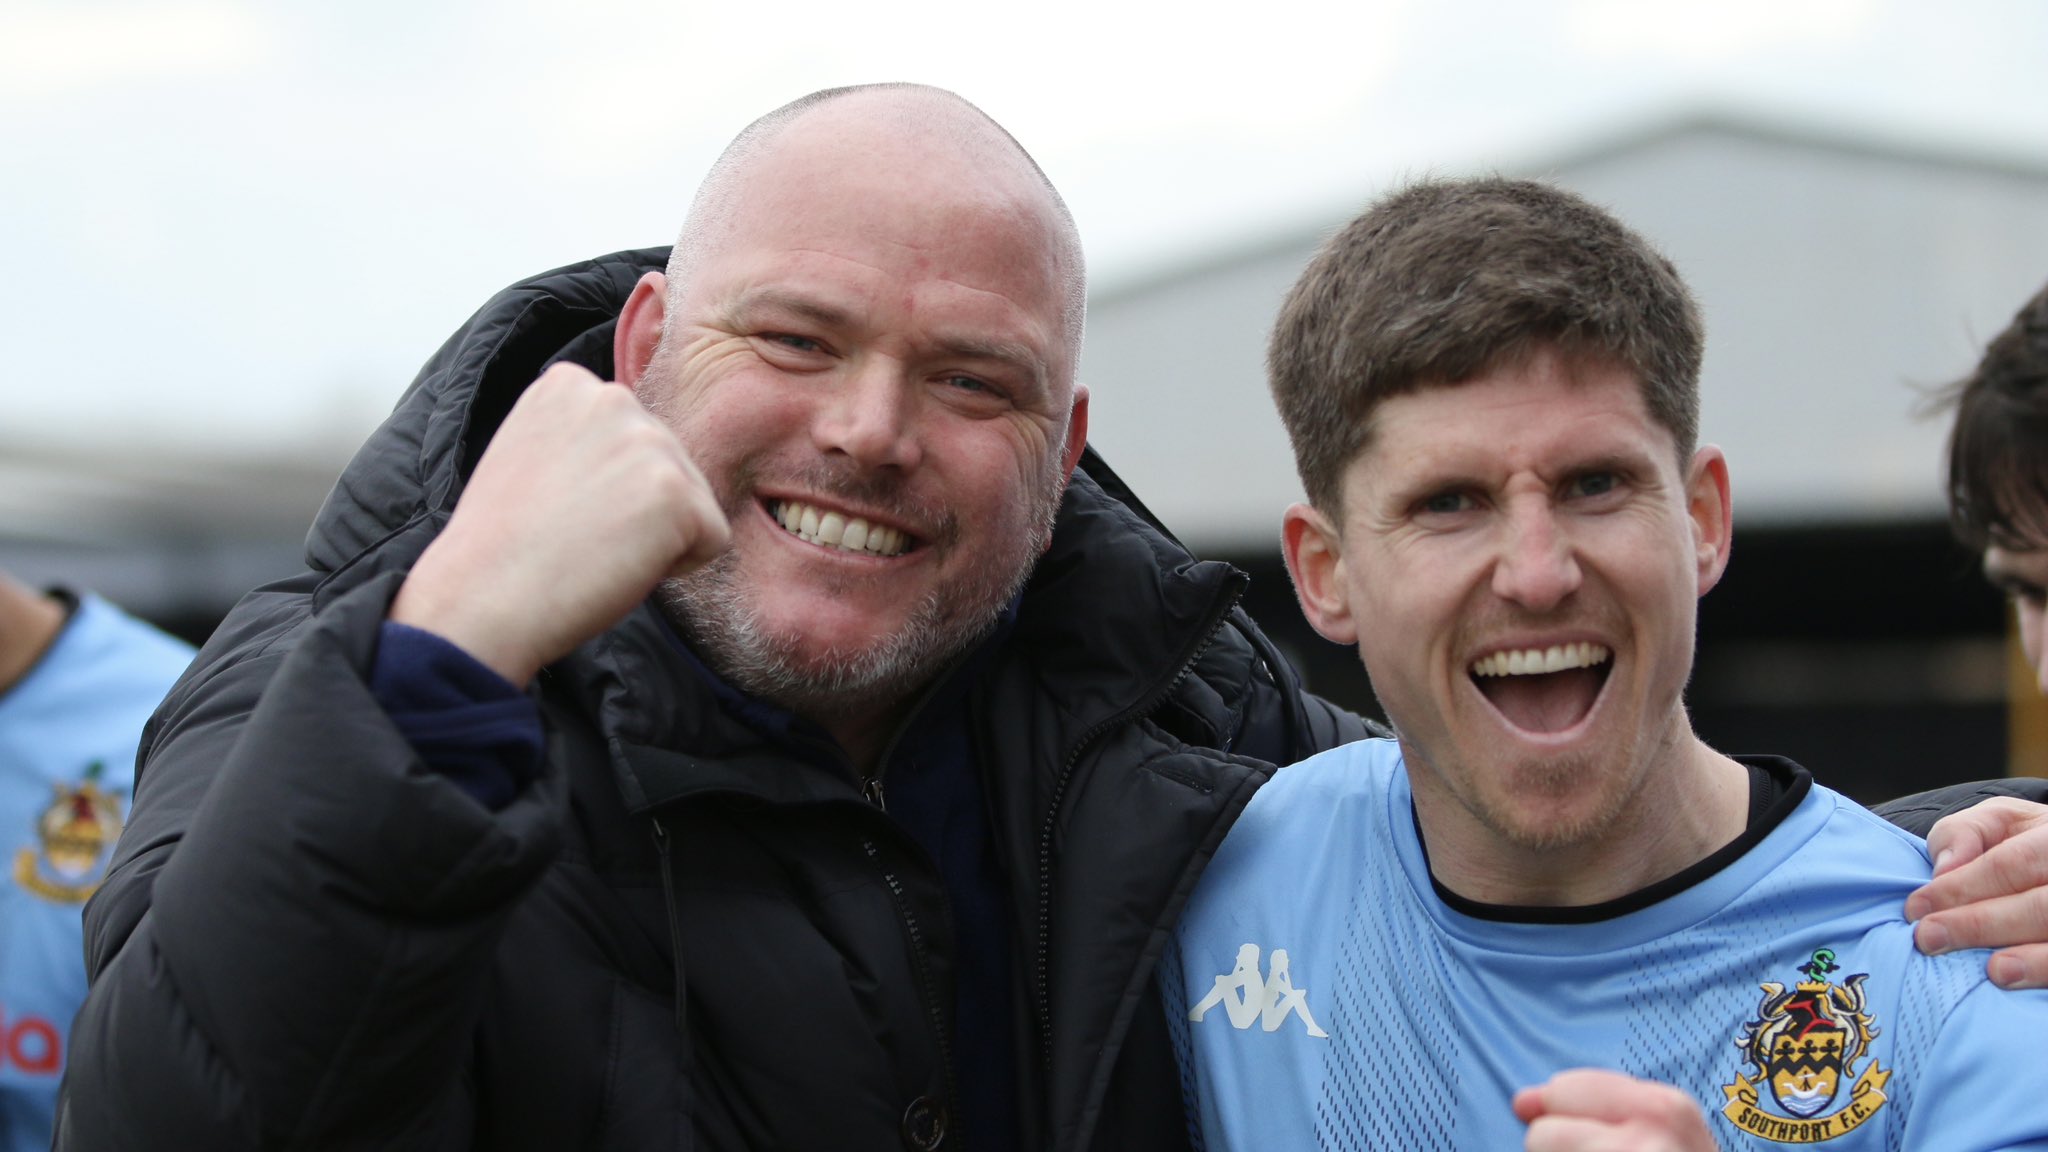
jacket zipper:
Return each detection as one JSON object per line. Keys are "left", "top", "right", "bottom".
{"left": 856, "top": 645, "right": 970, "bottom": 813}
{"left": 658, "top": 813, "right": 958, "bottom": 1143}
{"left": 651, "top": 817, "right": 690, "bottom": 1035}
{"left": 645, "top": 638, "right": 976, "bottom": 1136}
{"left": 1030, "top": 572, "right": 1248, "bottom": 1082}
{"left": 864, "top": 836, "right": 964, "bottom": 1148}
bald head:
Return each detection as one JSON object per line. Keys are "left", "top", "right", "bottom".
{"left": 666, "top": 84, "right": 1087, "bottom": 381}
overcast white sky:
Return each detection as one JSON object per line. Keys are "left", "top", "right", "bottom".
{"left": 5, "top": 0, "right": 2046, "bottom": 461}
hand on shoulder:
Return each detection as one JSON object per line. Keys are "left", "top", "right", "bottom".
{"left": 1909, "top": 796, "right": 2048, "bottom": 989}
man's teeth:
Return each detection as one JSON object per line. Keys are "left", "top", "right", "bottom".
{"left": 772, "top": 501, "right": 909, "bottom": 556}
{"left": 1470, "top": 643, "right": 1612, "bottom": 678}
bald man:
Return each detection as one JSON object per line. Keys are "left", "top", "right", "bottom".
{"left": 58, "top": 85, "right": 1367, "bottom": 1151}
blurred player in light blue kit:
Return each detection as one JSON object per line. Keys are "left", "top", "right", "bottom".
{"left": 1168, "top": 178, "right": 2048, "bottom": 1151}
{"left": 0, "top": 571, "right": 190, "bottom": 1151}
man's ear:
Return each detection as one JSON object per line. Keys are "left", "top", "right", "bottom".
{"left": 1688, "top": 445, "right": 1734, "bottom": 596}
{"left": 1060, "top": 385, "right": 1090, "bottom": 477}
{"left": 614, "top": 271, "right": 668, "bottom": 390}
{"left": 1281, "top": 502, "right": 1358, "bottom": 645}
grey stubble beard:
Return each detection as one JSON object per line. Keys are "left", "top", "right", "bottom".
{"left": 655, "top": 451, "right": 1069, "bottom": 732}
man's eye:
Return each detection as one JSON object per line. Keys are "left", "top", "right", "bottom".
{"left": 1571, "top": 472, "right": 1618, "bottom": 498}
{"left": 765, "top": 333, "right": 823, "bottom": 353}
{"left": 1421, "top": 492, "right": 1473, "bottom": 515}
{"left": 944, "top": 375, "right": 1002, "bottom": 398}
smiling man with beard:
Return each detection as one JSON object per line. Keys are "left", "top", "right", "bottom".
{"left": 1167, "top": 178, "right": 2048, "bottom": 1151}
{"left": 56, "top": 85, "right": 1375, "bottom": 1152}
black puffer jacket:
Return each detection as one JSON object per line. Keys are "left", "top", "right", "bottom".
{"left": 59, "top": 249, "right": 1372, "bottom": 1152}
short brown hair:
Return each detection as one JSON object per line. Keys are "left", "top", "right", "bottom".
{"left": 1268, "top": 177, "right": 1704, "bottom": 512}
{"left": 1943, "top": 281, "right": 2048, "bottom": 550}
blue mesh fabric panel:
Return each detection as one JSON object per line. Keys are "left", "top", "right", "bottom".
{"left": 1314, "top": 831, "right": 1462, "bottom": 1150}
{"left": 1879, "top": 948, "right": 1980, "bottom": 1146}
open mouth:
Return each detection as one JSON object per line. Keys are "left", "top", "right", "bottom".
{"left": 1469, "top": 642, "right": 1612, "bottom": 735}
{"left": 767, "top": 499, "right": 915, "bottom": 557}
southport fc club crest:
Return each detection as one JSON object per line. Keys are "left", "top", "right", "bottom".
{"left": 12, "top": 760, "right": 124, "bottom": 904}
{"left": 1721, "top": 948, "right": 1890, "bottom": 1142}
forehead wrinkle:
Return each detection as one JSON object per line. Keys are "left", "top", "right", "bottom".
{"left": 1356, "top": 398, "right": 1661, "bottom": 493}
{"left": 727, "top": 285, "right": 858, "bottom": 329}
{"left": 724, "top": 284, "right": 1052, "bottom": 394}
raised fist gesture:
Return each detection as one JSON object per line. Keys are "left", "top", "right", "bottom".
{"left": 1515, "top": 1070, "right": 1719, "bottom": 1152}
{"left": 388, "top": 362, "right": 730, "bottom": 685}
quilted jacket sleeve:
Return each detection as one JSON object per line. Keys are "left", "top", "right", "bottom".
{"left": 58, "top": 572, "right": 564, "bottom": 1151}
{"left": 1872, "top": 775, "right": 2048, "bottom": 838}
{"left": 1224, "top": 609, "right": 1380, "bottom": 767}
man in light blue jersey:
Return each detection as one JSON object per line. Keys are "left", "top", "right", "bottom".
{"left": 0, "top": 571, "right": 191, "bottom": 1151}
{"left": 1168, "top": 178, "right": 2048, "bottom": 1151}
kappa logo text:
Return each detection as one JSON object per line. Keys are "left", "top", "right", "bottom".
{"left": 1189, "top": 942, "right": 1329, "bottom": 1038}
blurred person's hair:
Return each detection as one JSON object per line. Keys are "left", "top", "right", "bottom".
{"left": 1943, "top": 282, "right": 2048, "bottom": 551}
{"left": 1268, "top": 176, "right": 1703, "bottom": 513}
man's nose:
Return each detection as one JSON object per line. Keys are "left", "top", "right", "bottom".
{"left": 813, "top": 361, "right": 922, "bottom": 471}
{"left": 1491, "top": 500, "right": 1581, "bottom": 612}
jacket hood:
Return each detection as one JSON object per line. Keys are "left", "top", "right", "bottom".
{"left": 307, "top": 247, "right": 668, "bottom": 592}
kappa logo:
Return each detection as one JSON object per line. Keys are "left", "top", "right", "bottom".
{"left": 1189, "top": 942, "right": 1329, "bottom": 1038}
{"left": 1720, "top": 948, "right": 1889, "bottom": 1143}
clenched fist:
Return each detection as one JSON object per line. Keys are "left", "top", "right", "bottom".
{"left": 1515, "top": 1069, "right": 1719, "bottom": 1152}
{"left": 388, "top": 362, "right": 730, "bottom": 685}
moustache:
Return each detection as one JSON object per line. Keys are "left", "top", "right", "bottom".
{"left": 730, "top": 458, "right": 959, "bottom": 548}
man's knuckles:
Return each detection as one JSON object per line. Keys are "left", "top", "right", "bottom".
{"left": 1946, "top": 835, "right": 2048, "bottom": 908}
{"left": 1927, "top": 889, "right": 2048, "bottom": 955}
{"left": 1988, "top": 831, "right": 2048, "bottom": 892}
{"left": 1638, "top": 1085, "right": 1705, "bottom": 1133}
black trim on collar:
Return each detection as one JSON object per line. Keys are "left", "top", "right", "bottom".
{"left": 1428, "top": 755, "right": 1813, "bottom": 924}
{"left": 44, "top": 586, "right": 81, "bottom": 621}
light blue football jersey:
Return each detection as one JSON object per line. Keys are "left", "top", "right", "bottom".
{"left": 1167, "top": 737, "right": 2048, "bottom": 1151}
{"left": 0, "top": 594, "right": 191, "bottom": 1152}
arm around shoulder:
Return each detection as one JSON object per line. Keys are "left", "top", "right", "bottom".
{"left": 1225, "top": 611, "right": 1382, "bottom": 767}
{"left": 1873, "top": 777, "right": 2048, "bottom": 838}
